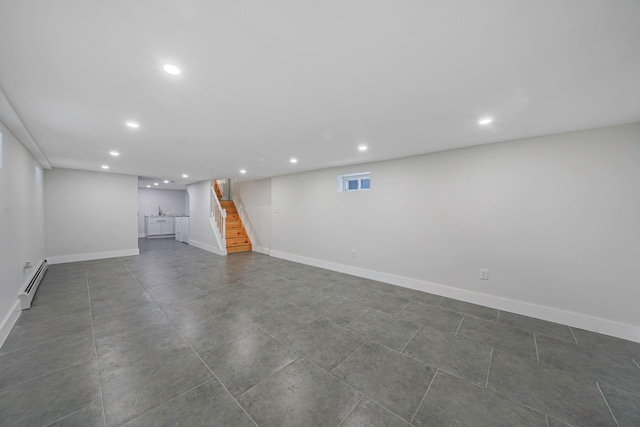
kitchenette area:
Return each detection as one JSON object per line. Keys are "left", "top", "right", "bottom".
{"left": 138, "top": 184, "right": 190, "bottom": 243}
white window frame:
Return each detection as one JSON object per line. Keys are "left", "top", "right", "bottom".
{"left": 337, "top": 172, "right": 371, "bottom": 192}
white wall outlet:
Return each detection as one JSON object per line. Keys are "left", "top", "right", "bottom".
{"left": 480, "top": 269, "right": 489, "bottom": 280}
{"left": 352, "top": 249, "right": 356, "bottom": 258}
{"left": 24, "top": 261, "right": 32, "bottom": 269}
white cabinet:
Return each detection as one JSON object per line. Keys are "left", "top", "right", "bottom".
{"left": 145, "top": 216, "right": 175, "bottom": 237}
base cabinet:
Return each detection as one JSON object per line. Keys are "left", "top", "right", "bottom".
{"left": 145, "top": 217, "right": 175, "bottom": 237}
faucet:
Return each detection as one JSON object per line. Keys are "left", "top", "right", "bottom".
{"left": 158, "top": 206, "right": 164, "bottom": 216}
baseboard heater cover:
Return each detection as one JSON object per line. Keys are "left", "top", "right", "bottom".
{"left": 18, "top": 260, "right": 48, "bottom": 310}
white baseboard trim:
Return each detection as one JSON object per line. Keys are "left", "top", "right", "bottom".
{"left": 47, "top": 248, "right": 140, "bottom": 264}
{"left": 189, "top": 239, "right": 227, "bottom": 256}
{"left": 270, "top": 250, "right": 640, "bottom": 343}
{"left": 0, "top": 300, "right": 21, "bottom": 349}
{"left": 138, "top": 233, "right": 146, "bottom": 238}
{"left": 252, "top": 246, "right": 270, "bottom": 255}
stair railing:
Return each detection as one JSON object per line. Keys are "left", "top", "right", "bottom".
{"left": 211, "top": 185, "right": 227, "bottom": 241}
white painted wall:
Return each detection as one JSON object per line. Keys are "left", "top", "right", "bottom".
{"left": 0, "top": 122, "right": 44, "bottom": 344}
{"left": 186, "top": 180, "right": 225, "bottom": 255}
{"left": 44, "top": 168, "right": 139, "bottom": 263}
{"left": 232, "top": 178, "right": 272, "bottom": 253}
{"left": 268, "top": 123, "right": 640, "bottom": 339}
{"left": 137, "top": 188, "right": 188, "bottom": 236}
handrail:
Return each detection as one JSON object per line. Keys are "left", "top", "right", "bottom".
{"left": 211, "top": 186, "right": 227, "bottom": 241}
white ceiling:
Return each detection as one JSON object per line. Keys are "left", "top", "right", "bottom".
{"left": 1, "top": 0, "right": 639, "bottom": 186}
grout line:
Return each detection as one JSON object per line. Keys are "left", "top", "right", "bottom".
{"left": 235, "top": 358, "right": 299, "bottom": 400}
{"left": 596, "top": 381, "right": 620, "bottom": 427}
{"left": 401, "top": 326, "right": 422, "bottom": 353}
{"left": 569, "top": 327, "right": 578, "bottom": 344}
{"left": 633, "top": 358, "right": 640, "bottom": 369}
{"left": 330, "top": 339, "right": 370, "bottom": 374}
{"left": 0, "top": 357, "right": 94, "bottom": 394}
{"left": 545, "top": 414, "right": 550, "bottom": 427}
{"left": 496, "top": 310, "right": 500, "bottom": 321}
{"left": 436, "top": 297, "right": 444, "bottom": 307}
{"left": 336, "top": 395, "right": 364, "bottom": 427}
{"left": 43, "top": 406, "right": 87, "bottom": 427}
{"left": 410, "top": 368, "right": 438, "bottom": 424}
{"left": 84, "top": 263, "right": 108, "bottom": 427}
{"left": 454, "top": 314, "right": 465, "bottom": 336}
{"left": 534, "top": 332, "right": 540, "bottom": 363}
{"left": 485, "top": 348, "right": 494, "bottom": 388}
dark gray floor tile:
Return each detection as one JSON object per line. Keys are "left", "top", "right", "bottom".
{"left": 225, "top": 293, "right": 291, "bottom": 319}
{"left": 332, "top": 341, "right": 436, "bottom": 420}
{"left": 413, "top": 371, "right": 546, "bottom": 427}
{"left": 0, "top": 311, "right": 93, "bottom": 355}
{"left": 403, "top": 326, "right": 492, "bottom": 386}
{"left": 498, "top": 311, "right": 575, "bottom": 342}
{"left": 90, "top": 290, "right": 157, "bottom": 320}
{"left": 238, "top": 358, "right": 361, "bottom": 427}
{"left": 439, "top": 298, "right": 498, "bottom": 321}
{"left": 0, "top": 361, "right": 101, "bottom": 427}
{"left": 272, "top": 285, "right": 332, "bottom": 308}
{"left": 177, "top": 309, "right": 255, "bottom": 354}
{"left": 537, "top": 334, "right": 640, "bottom": 395}
{"left": 340, "top": 397, "right": 412, "bottom": 427}
{"left": 282, "top": 318, "right": 366, "bottom": 371}
{"left": 345, "top": 309, "right": 419, "bottom": 351}
{"left": 325, "top": 281, "right": 371, "bottom": 301}
{"left": 457, "top": 315, "right": 537, "bottom": 360}
{"left": 124, "top": 379, "right": 254, "bottom": 427}
{"left": 600, "top": 384, "right": 640, "bottom": 427}
{"left": 92, "top": 304, "right": 171, "bottom": 340}
{"left": 488, "top": 350, "right": 616, "bottom": 426}
{"left": 142, "top": 279, "right": 210, "bottom": 306}
{"left": 201, "top": 329, "right": 298, "bottom": 396}
{"left": 398, "top": 301, "right": 463, "bottom": 334}
{"left": 15, "top": 294, "right": 91, "bottom": 325}
{"left": 306, "top": 296, "right": 369, "bottom": 326}
{"left": 546, "top": 417, "right": 574, "bottom": 427}
{"left": 571, "top": 327, "right": 640, "bottom": 360}
{"left": 209, "top": 283, "right": 259, "bottom": 303}
{"left": 355, "top": 289, "right": 411, "bottom": 315}
{"left": 155, "top": 295, "right": 228, "bottom": 326}
{"left": 251, "top": 303, "right": 318, "bottom": 339}
{"left": 96, "top": 322, "right": 190, "bottom": 373}
{"left": 47, "top": 403, "right": 105, "bottom": 427}
{"left": 0, "top": 332, "right": 95, "bottom": 390}
{"left": 100, "top": 347, "right": 212, "bottom": 427}
{"left": 392, "top": 288, "right": 444, "bottom": 307}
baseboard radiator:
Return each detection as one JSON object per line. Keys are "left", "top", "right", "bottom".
{"left": 18, "top": 260, "right": 48, "bottom": 310}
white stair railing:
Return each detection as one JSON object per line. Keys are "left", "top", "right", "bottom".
{"left": 211, "top": 185, "right": 227, "bottom": 243}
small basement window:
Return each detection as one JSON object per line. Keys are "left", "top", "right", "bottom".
{"left": 338, "top": 172, "right": 371, "bottom": 192}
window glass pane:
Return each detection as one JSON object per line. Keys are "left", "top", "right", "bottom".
{"left": 347, "top": 179, "right": 358, "bottom": 190}
{"left": 360, "top": 178, "right": 370, "bottom": 189}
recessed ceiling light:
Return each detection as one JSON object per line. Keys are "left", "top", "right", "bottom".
{"left": 478, "top": 117, "right": 493, "bottom": 125}
{"left": 109, "top": 151, "right": 120, "bottom": 156}
{"left": 163, "top": 64, "right": 181, "bottom": 75}
{"left": 125, "top": 122, "right": 139, "bottom": 128}
{"left": 101, "top": 165, "right": 109, "bottom": 169}
{"left": 164, "top": 180, "right": 169, "bottom": 183}
{"left": 358, "top": 145, "right": 368, "bottom": 152}
{"left": 290, "top": 158, "right": 298, "bottom": 164}
{"left": 154, "top": 182, "right": 159, "bottom": 186}
{"left": 240, "top": 169, "right": 247, "bottom": 174}
{"left": 182, "top": 174, "right": 188, "bottom": 178}
{"left": 146, "top": 185, "right": 151, "bottom": 188}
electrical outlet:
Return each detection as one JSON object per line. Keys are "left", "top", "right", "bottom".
{"left": 24, "top": 261, "right": 32, "bottom": 270}
{"left": 480, "top": 269, "right": 489, "bottom": 280}
{"left": 352, "top": 250, "right": 356, "bottom": 258}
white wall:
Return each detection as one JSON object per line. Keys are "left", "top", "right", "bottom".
{"left": 0, "top": 122, "right": 44, "bottom": 344}
{"left": 268, "top": 123, "right": 640, "bottom": 340}
{"left": 137, "top": 188, "right": 188, "bottom": 236}
{"left": 232, "top": 178, "right": 272, "bottom": 253}
{"left": 44, "top": 168, "right": 139, "bottom": 263}
{"left": 186, "top": 180, "right": 225, "bottom": 255}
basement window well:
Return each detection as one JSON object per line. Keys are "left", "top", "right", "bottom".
{"left": 338, "top": 172, "right": 371, "bottom": 192}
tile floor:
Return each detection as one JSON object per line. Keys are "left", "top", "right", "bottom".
{"left": 1, "top": 238, "right": 639, "bottom": 426}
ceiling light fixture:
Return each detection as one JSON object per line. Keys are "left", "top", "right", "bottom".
{"left": 182, "top": 174, "right": 188, "bottom": 178}
{"left": 163, "top": 64, "right": 181, "bottom": 75}
{"left": 164, "top": 180, "right": 169, "bottom": 183}
{"left": 154, "top": 182, "right": 159, "bottom": 186}
{"left": 478, "top": 117, "right": 493, "bottom": 125}
{"left": 358, "top": 145, "right": 368, "bottom": 152}
{"left": 290, "top": 158, "right": 298, "bottom": 164}
{"left": 109, "top": 151, "right": 120, "bottom": 156}
{"left": 125, "top": 122, "right": 139, "bottom": 128}
{"left": 101, "top": 165, "right": 109, "bottom": 169}
{"left": 146, "top": 185, "right": 151, "bottom": 188}
{"left": 240, "top": 169, "right": 247, "bottom": 174}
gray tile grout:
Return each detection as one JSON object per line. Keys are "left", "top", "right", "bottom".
{"left": 633, "top": 358, "right": 640, "bottom": 369}
{"left": 596, "top": 381, "right": 620, "bottom": 427}
{"left": 42, "top": 406, "right": 88, "bottom": 427}
{"left": 485, "top": 348, "right": 494, "bottom": 388}
{"left": 336, "top": 395, "right": 364, "bottom": 427}
{"left": 410, "top": 368, "right": 438, "bottom": 424}
{"left": 401, "top": 325, "right": 422, "bottom": 353}
{"left": 569, "top": 327, "right": 579, "bottom": 344}
{"left": 534, "top": 332, "right": 540, "bottom": 363}
{"left": 84, "top": 263, "right": 108, "bottom": 427}
{"left": 545, "top": 414, "right": 549, "bottom": 427}
{"left": 454, "top": 314, "right": 465, "bottom": 336}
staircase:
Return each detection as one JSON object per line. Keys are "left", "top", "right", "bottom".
{"left": 214, "top": 181, "right": 251, "bottom": 253}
